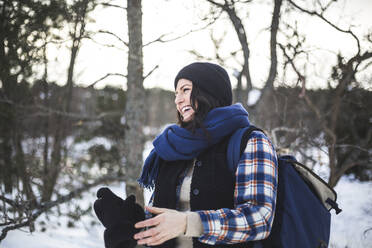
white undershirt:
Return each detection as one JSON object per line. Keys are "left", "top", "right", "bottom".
{"left": 176, "top": 160, "right": 204, "bottom": 247}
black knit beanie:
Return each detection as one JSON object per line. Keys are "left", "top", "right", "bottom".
{"left": 174, "top": 62, "right": 232, "bottom": 106}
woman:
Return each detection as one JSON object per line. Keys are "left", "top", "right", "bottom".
{"left": 134, "top": 62, "right": 278, "bottom": 247}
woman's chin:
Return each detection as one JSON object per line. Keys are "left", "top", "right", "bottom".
{"left": 182, "top": 114, "right": 194, "bottom": 123}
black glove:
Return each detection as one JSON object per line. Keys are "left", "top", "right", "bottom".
{"left": 93, "top": 187, "right": 145, "bottom": 248}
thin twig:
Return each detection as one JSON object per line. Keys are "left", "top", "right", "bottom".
{"left": 144, "top": 65, "right": 159, "bottom": 79}
{"left": 99, "top": 2, "right": 126, "bottom": 10}
{"left": 85, "top": 36, "right": 127, "bottom": 51}
{"left": 0, "top": 196, "right": 19, "bottom": 208}
{"left": 143, "top": 9, "right": 222, "bottom": 47}
{"left": 97, "top": 30, "right": 128, "bottom": 46}
{"left": 87, "top": 72, "right": 127, "bottom": 88}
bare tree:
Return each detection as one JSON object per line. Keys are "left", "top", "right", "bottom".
{"left": 202, "top": 0, "right": 283, "bottom": 127}
{"left": 253, "top": 0, "right": 283, "bottom": 127}
{"left": 198, "top": 0, "right": 372, "bottom": 187}
{"left": 124, "top": 0, "right": 146, "bottom": 206}
{"left": 0, "top": 0, "right": 67, "bottom": 239}
{"left": 0, "top": 0, "right": 122, "bottom": 241}
{"left": 279, "top": 0, "right": 372, "bottom": 187}
{"left": 42, "top": 0, "right": 92, "bottom": 202}
{"left": 205, "top": 0, "right": 252, "bottom": 105}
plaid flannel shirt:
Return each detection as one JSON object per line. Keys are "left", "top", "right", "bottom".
{"left": 197, "top": 131, "right": 278, "bottom": 245}
{"left": 147, "top": 131, "right": 278, "bottom": 245}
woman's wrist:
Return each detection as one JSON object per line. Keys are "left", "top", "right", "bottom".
{"left": 184, "top": 211, "right": 204, "bottom": 237}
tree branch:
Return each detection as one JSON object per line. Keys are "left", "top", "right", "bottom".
{"left": 205, "top": 0, "right": 224, "bottom": 8}
{"left": 97, "top": 30, "right": 128, "bottom": 47}
{"left": 0, "top": 173, "right": 126, "bottom": 241}
{"left": 99, "top": 2, "right": 126, "bottom": 10}
{"left": 143, "top": 9, "right": 223, "bottom": 47}
{"left": 85, "top": 36, "right": 127, "bottom": 51}
{"left": 87, "top": 72, "right": 127, "bottom": 88}
{"left": 333, "top": 160, "right": 367, "bottom": 184}
{"left": 287, "top": 0, "right": 361, "bottom": 55}
{"left": 279, "top": 43, "right": 337, "bottom": 142}
{"left": 206, "top": 0, "right": 252, "bottom": 92}
{"left": 0, "top": 217, "right": 39, "bottom": 241}
{"left": 144, "top": 65, "right": 159, "bottom": 79}
{"left": 0, "top": 196, "right": 20, "bottom": 208}
{"left": 143, "top": 33, "right": 189, "bottom": 47}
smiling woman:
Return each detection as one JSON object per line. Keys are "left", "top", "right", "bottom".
{"left": 173, "top": 63, "right": 233, "bottom": 133}
{"left": 132, "top": 62, "right": 278, "bottom": 248}
{"left": 175, "top": 79, "right": 194, "bottom": 123}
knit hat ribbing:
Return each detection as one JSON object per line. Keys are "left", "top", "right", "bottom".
{"left": 174, "top": 62, "right": 232, "bottom": 106}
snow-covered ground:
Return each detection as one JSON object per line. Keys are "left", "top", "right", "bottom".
{"left": 3, "top": 136, "right": 372, "bottom": 247}
{"left": 329, "top": 177, "right": 372, "bottom": 248}
{"left": 2, "top": 176, "right": 372, "bottom": 248}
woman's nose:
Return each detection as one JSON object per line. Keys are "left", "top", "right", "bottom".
{"left": 174, "top": 94, "right": 183, "bottom": 104}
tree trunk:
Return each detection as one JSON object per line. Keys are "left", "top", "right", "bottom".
{"left": 125, "top": 0, "right": 145, "bottom": 207}
{"left": 0, "top": 80, "right": 15, "bottom": 193}
{"left": 252, "top": 0, "right": 282, "bottom": 128}
{"left": 41, "top": 0, "right": 88, "bottom": 201}
{"left": 0, "top": 8, "right": 15, "bottom": 192}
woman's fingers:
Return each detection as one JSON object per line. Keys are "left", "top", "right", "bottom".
{"left": 134, "top": 215, "right": 161, "bottom": 228}
{"left": 134, "top": 206, "right": 172, "bottom": 228}
{"left": 145, "top": 206, "right": 168, "bottom": 214}
{"left": 134, "top": 208, "right": 187, "bottom": 246}
{"left": 134, "top": 226, "right": 160, "bottom": 240}
{"left": 137, "top": 231, "right": 167, "bottom": 246}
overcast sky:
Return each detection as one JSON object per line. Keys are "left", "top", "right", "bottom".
{"left": 46, "top": 0, "right": 372, "bottom": 91}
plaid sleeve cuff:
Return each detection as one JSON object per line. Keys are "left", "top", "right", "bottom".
{"left": 196, "top": 210, "right": 223, "bottom": 245}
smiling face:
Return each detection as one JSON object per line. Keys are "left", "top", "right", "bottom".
{"left": 174, "top": 78, "right": 195, "bottom": 123}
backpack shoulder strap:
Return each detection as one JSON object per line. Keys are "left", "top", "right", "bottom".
{"left": 226, "top": 125, "right": 264, "bottom": 174}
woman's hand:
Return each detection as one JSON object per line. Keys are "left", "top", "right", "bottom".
{"left": 133, "top": 206, "right": 187, "bottom": 246}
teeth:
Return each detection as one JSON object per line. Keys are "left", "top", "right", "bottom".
{"left": 182, "top": 106, "right": 191, "bottom": 113}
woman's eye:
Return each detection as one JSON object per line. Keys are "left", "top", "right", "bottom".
{"left": 183, "top": 88, "right": 190, "bottom": 92}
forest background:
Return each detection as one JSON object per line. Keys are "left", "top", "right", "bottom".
{"left": 0, "top": 0, "right": 371, "bottom": 247}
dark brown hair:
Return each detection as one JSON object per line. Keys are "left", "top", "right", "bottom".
{"left": 177, "top": 83, "right": 226, "bottom": 133}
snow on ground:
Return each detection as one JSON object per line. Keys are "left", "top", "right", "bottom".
{"left": 1, "top": 184, "right": 107, "bottom": 248}
{"left": 2, "top": 176, "right": 372, "bottom": 248}
{"left": 329, "top": 176, "right": 372, "bottom": 248}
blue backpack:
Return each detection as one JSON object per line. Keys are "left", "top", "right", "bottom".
{"left": 227, "top": 126, "right": 342, "bottom": 248}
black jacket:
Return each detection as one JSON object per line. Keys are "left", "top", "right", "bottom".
{"left": 153, "top": 135, "right": 254, "bottom": 248}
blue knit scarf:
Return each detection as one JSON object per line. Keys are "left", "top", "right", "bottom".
{"left": 138, "top": 103, "right": 250, "bottom": 189}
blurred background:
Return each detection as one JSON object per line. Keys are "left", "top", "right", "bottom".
{"left": 0, "top": 0, "right": 371, "bottom": 247}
